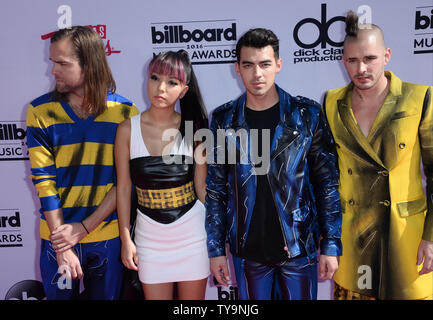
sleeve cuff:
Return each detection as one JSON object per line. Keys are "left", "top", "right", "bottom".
{"left": 40, "top": 194, "right": 62, "bottom": 212}
{"left": 320, "top": 238, "right": 343, "bottom": 256}
{"left": 422, "top": 213, "right": 433, "bottom": 242}
{"left": 207, "top": 240, "right": 226, "bottom": 258}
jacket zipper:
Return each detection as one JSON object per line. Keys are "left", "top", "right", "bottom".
{"left": 234, "top": 163, "right": 240, "bottom": 254}
{"left": 267, "top": 173, "right": 290, "bottom": 259}
{"left": 229, "top": 130, "right": 246, "bottom": 255}
{"left": 266, "top": 131, "right": 303, "bottom": 259}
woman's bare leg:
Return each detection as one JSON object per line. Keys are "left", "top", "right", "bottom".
{"left": 142, "top": 282, "right": 174, "bottom": 300}
{"left": 177, "top": 278, "right": 208, "bottom": 300}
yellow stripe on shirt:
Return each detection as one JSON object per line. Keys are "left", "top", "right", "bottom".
{"left": 95, "top": 103, "right": 139, "bottom": 123}
{"left": 53, "top": 142, "right": 114, "bottom": 167}
{"left": 59, "top": 184, "right": 114, "bottom": 208}
{"left": 27, "top": 102, "right": 74, "bottom": 128}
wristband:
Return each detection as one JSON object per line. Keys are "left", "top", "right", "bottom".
{"left": 81, "top": 221, "right": 90, "bottom": 234}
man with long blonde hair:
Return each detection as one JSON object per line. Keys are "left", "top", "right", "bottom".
{"left": 26, "top": 26, "right": 138, "bottom": 299}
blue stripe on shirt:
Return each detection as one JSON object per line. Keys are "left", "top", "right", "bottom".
{"left": 56, "top": 165, "right": 114, "bottom": 188}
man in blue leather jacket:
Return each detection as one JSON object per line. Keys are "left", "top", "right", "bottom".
{"left": 205, "top": 28, "right": 342, "bottom": 300}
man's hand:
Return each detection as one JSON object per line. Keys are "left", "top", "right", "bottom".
{"left": 56, "top": 248, "right": 83, "bottom": 279}
{"left": 417, "top": 239, "right": 433, "bottom": 275}
{"left": 319, "top": 255, "right": 339, "bottom": 280}
{"left": 210, "top": 256, "right": 231, "bottom": 286}
{"left": 50, "top": 222, "right": 87, "bottom": 253}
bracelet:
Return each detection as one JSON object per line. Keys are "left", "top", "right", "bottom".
{"left": 80, "top": 221, "right": 90, "bottom": 234}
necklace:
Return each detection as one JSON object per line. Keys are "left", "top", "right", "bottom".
{"left": 69, "top": 103, "right": 89, "bottom": 120}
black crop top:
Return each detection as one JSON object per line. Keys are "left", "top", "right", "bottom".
{"left": 130, "top": 155, "right": 196, "bottom": 224}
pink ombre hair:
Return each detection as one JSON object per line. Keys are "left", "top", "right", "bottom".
{"left": 148, "top": 51, "right": 188, "bottom": 84}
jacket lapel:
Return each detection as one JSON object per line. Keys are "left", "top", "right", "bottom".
{"left": 367, "top": 72, "right": 403, "bottom": 169}
{"left": 228, "top": 93, "right": 256, "bottom": 165}
{"left": 336, "top": 72, "right": 404, "bottom": 170}
{"left": 230, "top": 85, "right": 306, "bottom": 163}
{"left": 337, "top": 89, "right": 386, "bottom": 168}
{"left": 270, "top": 85, "right": 300, "bottom": 158}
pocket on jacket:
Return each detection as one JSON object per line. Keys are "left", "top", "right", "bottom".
{"left": 390, "top": 111, "right": 417, "bottom": 120}
{"left": 397, "top": 198, "right": 427, "bottom": 218}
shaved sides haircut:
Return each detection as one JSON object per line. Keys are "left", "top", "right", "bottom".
{"left": 344, "top": 10, "right": 386, "bottom": 49}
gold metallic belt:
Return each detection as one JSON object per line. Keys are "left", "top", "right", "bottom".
{"left": 136, "top": 181, "right": 196, "bottom": 209}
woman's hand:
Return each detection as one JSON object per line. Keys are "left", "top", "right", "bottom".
{"left": 121, "top": 239, "right": 139, "bottom": 271}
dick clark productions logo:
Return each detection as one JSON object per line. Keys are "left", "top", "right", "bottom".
{"left": 292, "top": 3, "right": 345, "bottom": 64}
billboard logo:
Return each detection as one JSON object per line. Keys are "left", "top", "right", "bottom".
{"left": 0, "top": 121, "right": 28, "bottom": 161}
{"left": 0, "top": 210, "right": 23, "bottom": 248}
{"left": 415, "top": 8, "right": 433, "bottom": 29}
{"left": 217, "top": 286, "right": 239, "bottom": 300}
{"left": 151, "top": 20, "right": 237, "bottom": 65}
{"left": 210, "top": 276, "right": 238, "bottom": 300}
{"left": 151, "top": 24, "right": 236, "bottom": 44}
{"left": 414, "top": 6, "right": 433, "bottom": 54}
{"left": 0, "top": 123, "right": 26, "bottom": 140}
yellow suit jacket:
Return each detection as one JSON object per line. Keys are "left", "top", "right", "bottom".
{"left": 324, "top": 71, "right": 433, "bottom": 299}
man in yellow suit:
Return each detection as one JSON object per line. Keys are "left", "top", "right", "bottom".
{"left": 324, "top": 11, "right": 433, "bottom": 299}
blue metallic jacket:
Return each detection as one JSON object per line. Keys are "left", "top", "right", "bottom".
{"left": 205, "top": 85, "right": 342, "bottom": 261}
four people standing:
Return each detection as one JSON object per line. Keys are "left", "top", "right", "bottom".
{"left": 27, "top": 9, "right": 433, "bottom": 300}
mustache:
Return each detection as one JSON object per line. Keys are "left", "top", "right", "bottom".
{"left": 355, "top": 73, "right": 373, "bottom": 78}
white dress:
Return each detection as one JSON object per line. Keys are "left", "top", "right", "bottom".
{"left": 129, "top": 114, "right": 210, "bottom": 284}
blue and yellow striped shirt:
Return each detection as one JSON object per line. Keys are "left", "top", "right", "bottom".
{"left": 26, "top": 92, "right": 139, "bottom": 242}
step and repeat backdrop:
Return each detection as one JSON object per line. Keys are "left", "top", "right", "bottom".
{"left": 0, "top": 0, "right": 432, "bottom": 300}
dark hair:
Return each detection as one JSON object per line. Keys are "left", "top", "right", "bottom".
{"left": 343, "top": 11, "right": 385, "bottom": 47}
{"left": 148, "top": 50, "right": 208, "bottom": 141}
{"left": 51, "top": 26, "right": 116, "bottom": 117}
{"left": 235, "top": 28, "right": 279, "bottom": 62}
{"left": 345, "top": 10, "right": 359, "bottom": 37}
